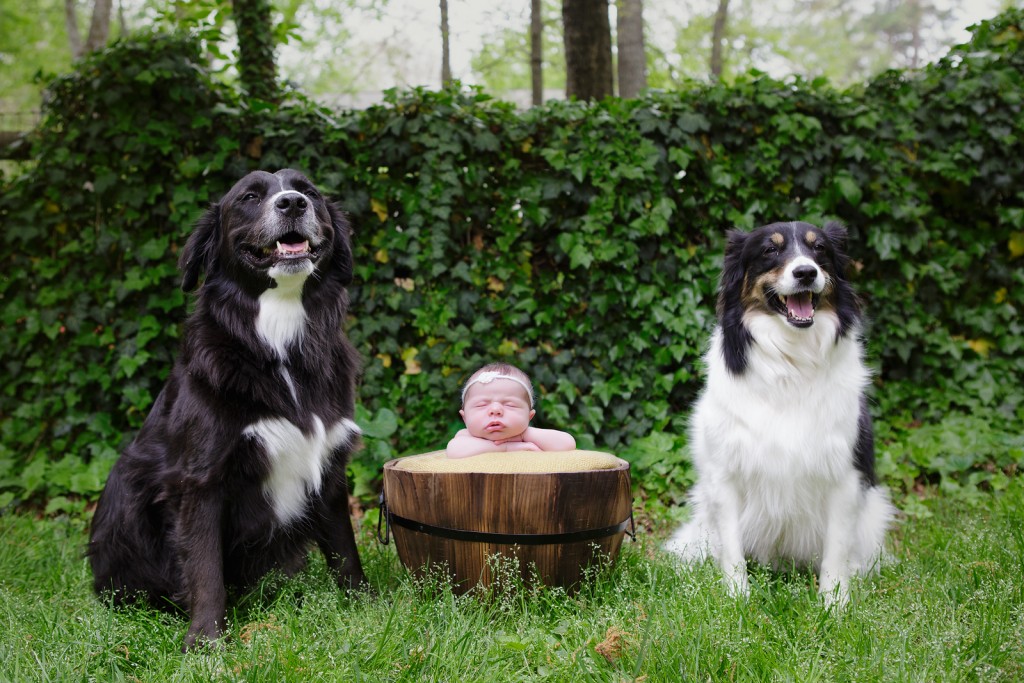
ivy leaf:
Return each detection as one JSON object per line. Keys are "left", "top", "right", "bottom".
{"left": 834, "top": 173, "right": 863, "bottom": 205}
{"left": 139, "top": 236, "right": 169, "bottom": 263}
{"left": 1008, "top": 232, "right": 1024, "bottom": 259}
{"left": 360, "top": 408, "right": 398, "bottom": 440}
{"left": 675, "top": 112, "right": 710, "bottom": 133}
{"left": 371, "top": 198, "right": 388, "bottom": 222}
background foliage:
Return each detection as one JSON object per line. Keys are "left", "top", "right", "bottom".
{"left": 1, "top": 11, "right": 1022, "bottom": 513}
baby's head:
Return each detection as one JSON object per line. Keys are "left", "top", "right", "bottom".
{"left": 461, "top": 363, "right": 533, "bottom": 407}
{"left": 460, "top": 363, "right": 535, "bottom": 441}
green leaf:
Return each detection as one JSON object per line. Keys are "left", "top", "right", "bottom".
{"left": 360, "top": 408, "right": 398, "bottom": 440}
{"left": 834, "top": 173, "right": 863, "bottom": 205}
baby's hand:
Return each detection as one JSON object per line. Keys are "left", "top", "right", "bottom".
{"left": 503, "top": 441, "right": 541, "bottom": 452}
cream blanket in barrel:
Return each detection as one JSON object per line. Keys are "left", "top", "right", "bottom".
{"left": 392, "top": 450, "right": 626, "bottom": 473}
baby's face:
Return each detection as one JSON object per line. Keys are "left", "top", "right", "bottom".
{"left": 460, "top": 378, "right": 534, "bottom": 442}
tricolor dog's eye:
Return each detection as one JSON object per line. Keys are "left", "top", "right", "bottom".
{"left": 763, "top": 244, "right": 779, "bottom": 256}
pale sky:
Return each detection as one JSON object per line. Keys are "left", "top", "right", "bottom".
{"left": 278, "top": 0, "right": 1008, "bottom": 103}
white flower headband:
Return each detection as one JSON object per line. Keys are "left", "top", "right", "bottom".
{"left": 461, "top": 371, "right": 534, "bottom": 407}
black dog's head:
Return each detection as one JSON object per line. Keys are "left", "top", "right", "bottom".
{"left": 180, "top": 169, "right": 353, "bottom": 294}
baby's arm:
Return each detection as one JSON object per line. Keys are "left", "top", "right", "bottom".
{"left": 446, "top": 430, "right": 512, "bottom": 458}
{"left": 519, "top": 426, "right": 576, "bottom": 452}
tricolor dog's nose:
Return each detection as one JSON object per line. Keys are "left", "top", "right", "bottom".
{"left": 275, "top": 193, "right": 308, "bottom": 218}
{"left": 792, "top": 264, "right": 819, "bottom": 285}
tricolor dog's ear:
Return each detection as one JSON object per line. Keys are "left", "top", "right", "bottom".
{"left": 718, "top": 228, "right": 754, "bottom": 376}
{"left": 328, "top": 201, "right": 354, "bottom": 286}
{"left": 823, "top": 220, "right": 848, "bottom": 250}
{"left": 823, "top": 220, "right": 851, "bottom": 271}
{"left": 821, "top": 220, "right": 861, "bottom": 332}
{"left": 718, "top": 229, "right": 749, "bottom": 310}
{"left": 180, "top": 203, "right": 220, "bottom": 291}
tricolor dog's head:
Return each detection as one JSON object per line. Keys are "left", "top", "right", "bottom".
{"left": 717, "top": 221, "right": 862, "bottom": 373}
{"left": 180, "top": 169, "right": 352, "bottom": 295}
{"left": 719, "top": 221, "right": 858, "bottom": 328}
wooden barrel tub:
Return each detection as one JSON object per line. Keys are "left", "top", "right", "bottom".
{"left": 379, "top": 450, "right": 633, "bottom": 594}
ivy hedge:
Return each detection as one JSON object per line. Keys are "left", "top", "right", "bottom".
{"left": 1, "top": 11, "right": 1022, "bottom": 512}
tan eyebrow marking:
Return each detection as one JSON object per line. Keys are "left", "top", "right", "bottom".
{"left": 806, "top": 230, "right": 817, "bottom": 243}
{"left": 771, "top": 232, "right": 784, "bottom": 246}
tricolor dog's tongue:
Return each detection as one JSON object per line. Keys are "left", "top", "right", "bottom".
{"left": 277, "top": 240, "right": 309, "bottom": 255}
{"left": 787, "top": 292, "right": 814, "bottom": 319}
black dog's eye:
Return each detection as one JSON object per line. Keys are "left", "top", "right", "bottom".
{"left": 241, "top": 191, "right": 261, "bottom": 204}
{"left": 303, "top": 188, "right": 321, "bottom": 200}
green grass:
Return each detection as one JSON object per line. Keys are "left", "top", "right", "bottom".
{"left": 2, "top": 481, "right": 1023, "bottom": 682}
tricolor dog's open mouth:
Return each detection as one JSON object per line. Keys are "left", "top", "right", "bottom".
{"left": 242, "top": 231, "right": 322, "bottom": 269}
{"left": 774, "top": 291, "right": 818, "bottom": 328}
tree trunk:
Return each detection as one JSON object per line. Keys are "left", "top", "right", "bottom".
{"left": 440, "top": 0, "right": 452, "bottom": 85}
{"left": 710, "top": 0, "right": 729, "bottom": 80}
{"left": 615, "top": 0, "right": 646, "bottom": 98}
{"left": 84, "top": 0, "right": 113, "bottom": 53}
{"left": 907, "top": 0, "right": 922, "bottom": 68}
{"left": 530, "top": 0, "right": 543, "bottom": 106}
{"left": 232, "top": 0, "right": 280, "bottom": 103}
{"left": 64, "top": 0, "right": 84, "bottom": 59}
{"left": 65, "top": 0, "right": 114, "bottom": 59}
{"left": 562, "top": 0, "right": 613, "bottom": 101}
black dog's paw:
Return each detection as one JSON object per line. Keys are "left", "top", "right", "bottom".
{"left": 337, "top": 570, "right": 374, "bottom": 597}
{"left": 182, "top": 618, "right": 225, "bottom": 653}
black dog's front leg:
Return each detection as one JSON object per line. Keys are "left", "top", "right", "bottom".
{"left": 177, "top": 487, "right": 227, "bottom": 651}
{"left": 316, "top": 487, "right": 368, "bottom": 591}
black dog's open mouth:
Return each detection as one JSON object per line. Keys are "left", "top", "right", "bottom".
{"left": 774, "top": 291, "right": 819, "bottom": 328}
{"left": 242, "top": 231, "right": 322, "bottom": 268}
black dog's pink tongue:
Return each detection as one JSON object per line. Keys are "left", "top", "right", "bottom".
{"left": 277, "top": 240, "right": 309, "bottom": 255}
{"left": 787, "top": 292, "right": 814, "bottom": 318}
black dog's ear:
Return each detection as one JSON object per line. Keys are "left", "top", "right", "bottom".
{"left": 179, "top": 203, "right": 220, "bottom": 291}
{"left": 328, "top": 201, "right": 354, "bottom": 286}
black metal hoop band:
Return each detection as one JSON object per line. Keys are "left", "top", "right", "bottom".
{"left": 385, "top": 510, "right": 635, "bottom": 546}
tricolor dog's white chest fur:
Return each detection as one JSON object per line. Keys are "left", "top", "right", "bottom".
{"left": 695, "top": 312, "right": 870, "bottom": 484}
{"left": 245, "top": 416, "right": 360, "bottom": 524}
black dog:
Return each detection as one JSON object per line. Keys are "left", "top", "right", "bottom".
{"left": 89, "top": 169, "right": 366, "bottom": 650}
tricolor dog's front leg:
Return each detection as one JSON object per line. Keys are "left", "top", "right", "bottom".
{"left": 711, "top": 480, "right": 749, "bottom": 597}
{"left": 176, "top": 486, "right": 227, "bottom": 651}
{"left": 818, "top": 474, "right": 861, "bottom": 608}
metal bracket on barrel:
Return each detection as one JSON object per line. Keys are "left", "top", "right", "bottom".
{"left": 376, "top": 491, "right": 391, "bottom": 546}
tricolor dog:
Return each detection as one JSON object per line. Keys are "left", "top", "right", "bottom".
{"left": 666, "top": 221, "right": 894, "bottom": 606}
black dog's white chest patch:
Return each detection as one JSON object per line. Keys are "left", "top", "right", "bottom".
{"left": 255, "top": 273, "right": 309, "bottom": 359}
{"left": 244, "top": 416, "right": 360, "bottom": 524}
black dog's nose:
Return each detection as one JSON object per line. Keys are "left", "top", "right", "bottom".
{"left": 275, "top": 193, "right": 308, "bottom": 218}
{"left": 792, "top": 264, "right": 819, "bottom": 284}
